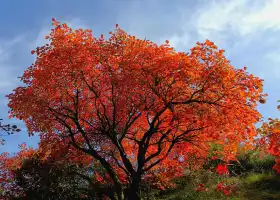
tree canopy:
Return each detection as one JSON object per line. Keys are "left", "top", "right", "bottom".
{"left": 5, "top": 19, "right": 266, "bottom": 200}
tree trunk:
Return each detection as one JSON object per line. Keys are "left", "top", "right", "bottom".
{"left": 126, "top": 189, "right": 141, "bottom": 200}
{"left": 125, "top": 175, "right": 141, "bottom": 200}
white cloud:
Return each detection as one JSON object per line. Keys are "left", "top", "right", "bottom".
{"left": 241, "top": 0, "right": 280, "bottom": 34}
{"left": 195, "top": 0, "right": 245, "bottom": 36}
{"left": 266, "top": 51, "right": 280, "bottom": 63}
{"left": 0, "top": 36, "right": 24, "bottom": 61}
{"left": 160, "top": 0, "right": 280, "bottom": 51}
{"left": 167, "top": 33, "right": 190, "bottom": 51}
{"left": 194, "top": 0, "right": 280, "bottom": 39}
{"left": 66, "top": 18, "right": 88, "bottom": 30}
{"left": 32, "top": 27, "right": 50, "bottom": 49}
{"left": 0, "top": 36, "right": 25, "bottom": 95}
{"left": 264, "top": 51, "right": 280, "bottom": 79}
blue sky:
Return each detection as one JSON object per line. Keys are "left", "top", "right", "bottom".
{"left": 1, "top": 0, "right": 280, "bottom": 153}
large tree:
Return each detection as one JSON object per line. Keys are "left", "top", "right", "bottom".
{"left": 7, "top": 19, "right": 265, "bottom": 200}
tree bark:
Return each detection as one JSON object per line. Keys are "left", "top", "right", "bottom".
{"left": 125, "top": 174, "right": 141, "bottom": 200}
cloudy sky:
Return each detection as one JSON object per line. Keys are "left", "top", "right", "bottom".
{"left": 1, "top": 0, "right": 280, "bottom": 153}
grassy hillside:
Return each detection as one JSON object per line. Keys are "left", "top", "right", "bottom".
{"left": 153, "top": 172, "right": 280, "bottom": 200}
{"left": 143, "top": 151, "right": 280, "bottom": 200}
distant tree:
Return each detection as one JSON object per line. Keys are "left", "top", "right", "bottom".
{"left": 12, "top": 157, "right": 91, "bottom": 200}
{"left": 258, "top": 114, "right": 280, "bottom": 173}
{"left": 0, "top": 143, "right": 126, "bottom": 200}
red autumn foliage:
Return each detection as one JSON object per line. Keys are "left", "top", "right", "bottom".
{"left": 5, "top": 19, "right": 265, "bottom": 199}
{"left": 216, "top": 182, "right": 237, "bottom": 196}
{"left": 258, "top": 117, "right": 280, "bottom": 173}
{"left": 216, "top": 164, "right": 229, "bottom": 175}
{"left": 0, "top": 144, "right": 34, "bottom": 199}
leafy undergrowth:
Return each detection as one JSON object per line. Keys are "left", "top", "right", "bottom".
{"left": 145, "top": 152, "right": 280, "bottom": 200}
{"left": 149, "top": 172, "right": 280, "bottom": 200}
{"left": 242, "top": 173, "right": 280, "bottom": 200}
{"left": 152, "top": 170, "right": 242, "bottom": 200}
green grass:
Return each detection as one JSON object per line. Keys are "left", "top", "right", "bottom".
{"left": 241, "top": 173, "right": 280, "bottom": 200}
{"left": 141, "top": 150, "right": 280, "bottom": 200}
{"left": 147, "top": 170, "right": 242, "bottom": 200}
{"left": 144, "top": 172, "right": 280, "bottom": 200}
